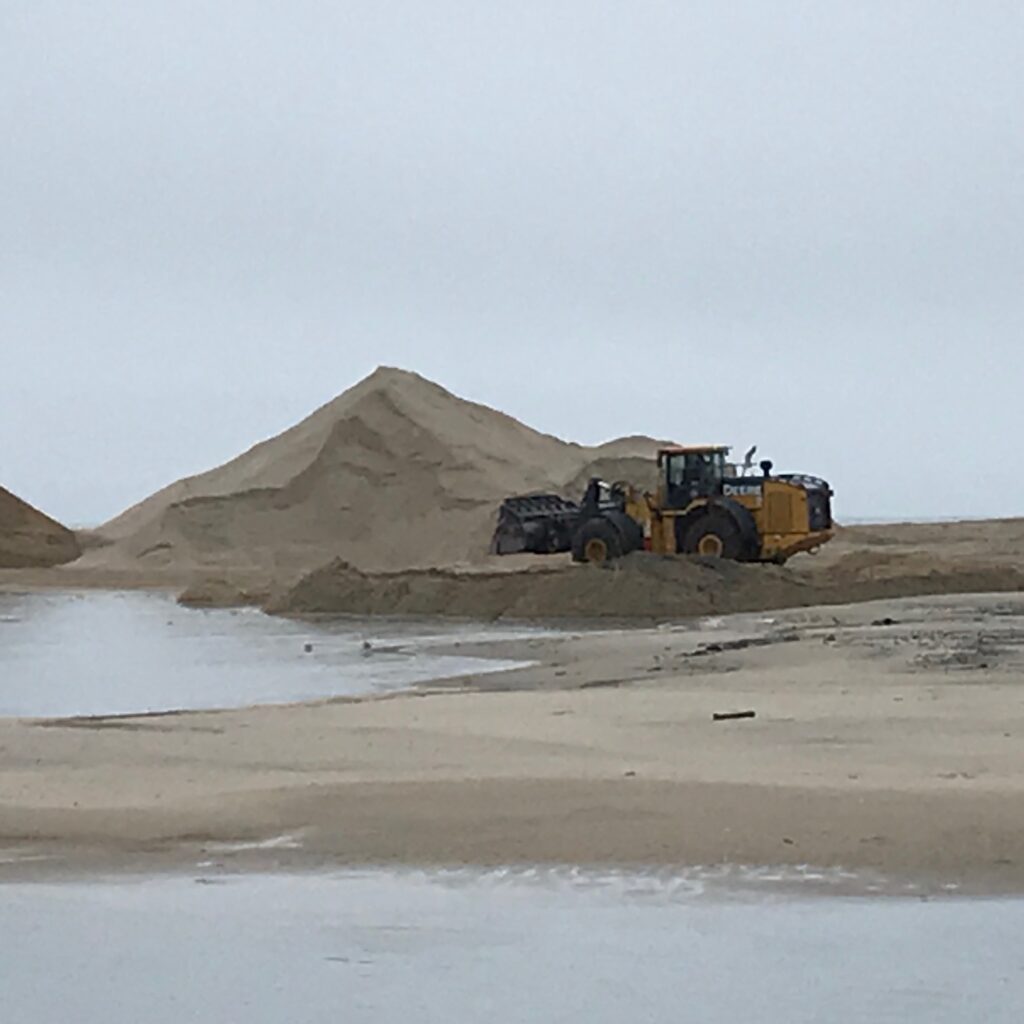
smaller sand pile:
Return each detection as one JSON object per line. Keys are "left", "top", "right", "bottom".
{"left": 560, "top": 435, "right": 669, "bottom": 497}
{"left": 0, "top": 487, "right": 81, "bottom": 568}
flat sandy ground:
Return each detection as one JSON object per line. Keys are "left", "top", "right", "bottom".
{"left": 2, "top": 590, "right": 1024, "bottom": 893}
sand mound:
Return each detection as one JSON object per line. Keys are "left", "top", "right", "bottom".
{"left": 562, "top": 455, "right": 660, "bottom": 497}
{"left": 564, "top": 436, "right": 669, "bottom": 493}
{"left": 0, "top": 488, "right": 80, "bottom": 568}
{"left": 267, "top": 554, "right": 807, "bottom": 620}
{"left": 88, "top": 367, "right": 666, "bottom": 574}
{"left": 269, "top": 550, "right": 1024, "bottom": 622}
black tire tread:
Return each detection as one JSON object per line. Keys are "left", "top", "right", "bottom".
{"left": 571, "top": 517, "right": 624, "bottom": 563}
{"left": 680, "top": 508, "right": 746, "bottom": 560}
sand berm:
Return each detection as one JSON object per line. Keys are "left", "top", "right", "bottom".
{"left": 263, "top": 547, "right": 1024, "bottom": 621}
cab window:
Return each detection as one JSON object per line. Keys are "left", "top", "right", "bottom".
{"left": 667, "top": 456, "right": 687, "bottom": 487}
{"left": 684, "top": 451, "right": 724, "bottom": 481}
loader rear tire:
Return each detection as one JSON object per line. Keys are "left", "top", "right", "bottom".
{"left": 681, "top": 508, "right": 746, "bottom": 561}
{"left": 571, "top": 518, "right": 623, "bottom": 564}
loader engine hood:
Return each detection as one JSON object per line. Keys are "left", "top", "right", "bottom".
{"left": 777, "top": 474, "right": 833, "bottom": 531}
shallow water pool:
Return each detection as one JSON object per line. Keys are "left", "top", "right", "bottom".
{"left": 2, "top": 868, "right": 1021, "bottom": 1023}
{"left": 0, "top": 590, "right": 536, "bottom": 717}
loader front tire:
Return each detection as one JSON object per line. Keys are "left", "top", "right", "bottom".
{"left": 571, "top": 518, "right": 623, "bottom": 564}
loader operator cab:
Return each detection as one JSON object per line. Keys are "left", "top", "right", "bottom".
{"left": 660, "top": 446, "right": 730, "bottom": 509}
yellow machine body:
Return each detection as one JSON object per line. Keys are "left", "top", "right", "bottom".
{"left": 628, "top": 482, "right": 832, "bottom": 563}
{"left": 491, "top": 443, "right": 834, "bottom": 565}
{"left": 616, "top": 445, "right": 834, "bottom": 564}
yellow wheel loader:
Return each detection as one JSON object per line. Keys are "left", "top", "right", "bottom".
{"left": 491, "top": 445, "right": 833, "bottom": 565}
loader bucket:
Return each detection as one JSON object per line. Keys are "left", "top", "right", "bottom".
{"left": 490, "top": 493, "right": 580, "bottom": 555}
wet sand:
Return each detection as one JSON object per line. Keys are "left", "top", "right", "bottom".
{"left": 2, "top": 592, "right": 1024, "bottom": 891}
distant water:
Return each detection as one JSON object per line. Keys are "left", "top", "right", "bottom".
{"left": 0, "top": 591, "right": 538, "bottom": 717}
{"left": 839, "top": 514, "right": 998, "bottom": 525}
{"left": 1, "top": 868, "right": 1021, "bottom": 1023}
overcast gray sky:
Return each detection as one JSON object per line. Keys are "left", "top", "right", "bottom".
{"left": 3, "top": 1, "right": 1022, "bottom": 525}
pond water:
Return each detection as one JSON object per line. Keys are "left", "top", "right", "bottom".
{"left": 2, "top": 868, "right": 1021, "bottom": 1023}
{"left": 0, "top": 591, "right": 535, "bottom": 717}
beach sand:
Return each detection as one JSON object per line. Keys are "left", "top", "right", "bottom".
{"left": 2, "top": 591, "right": 1023, "bottom": 892}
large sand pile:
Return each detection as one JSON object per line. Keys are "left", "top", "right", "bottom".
{"left": 0, "top": 488, "right": 80, "bottom": 568}
{"left": 89, "top": 367, "right": 664, "bottom": 574}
